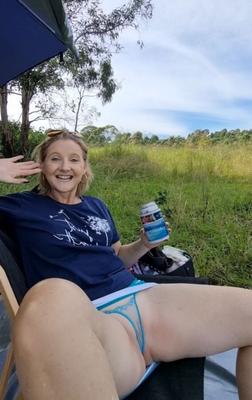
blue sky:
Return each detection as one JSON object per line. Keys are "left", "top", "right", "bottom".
{"left": 93, "top": 0, "right": 252, "bottom": 137}
{"left": 9, "top": 0, "right": 252, "bottom": 138}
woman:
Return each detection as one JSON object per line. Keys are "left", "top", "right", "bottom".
{"left": 0, "top": 130, "right": 251, "bottom": 400}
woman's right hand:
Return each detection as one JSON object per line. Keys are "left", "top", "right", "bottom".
{"left": 0, "top": 156, "right": 41, "bottom": 184}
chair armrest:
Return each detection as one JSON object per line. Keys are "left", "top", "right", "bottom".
{"left": 133, "top": 273, "right": 209, "bottom": 285}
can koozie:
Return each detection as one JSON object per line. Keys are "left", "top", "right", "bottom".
{"left": 140, "top": 201, "right": 169, "bottom": 244}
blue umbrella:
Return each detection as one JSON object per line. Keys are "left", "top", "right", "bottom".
{"left": 0, "top": 0, "right": 76, "bottom": 86}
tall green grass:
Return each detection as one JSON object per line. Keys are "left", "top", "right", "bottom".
{"left": 88, "top": 143, "right": 252, "bottom": 287}
{"left": 0, "top": 142, "right": 251, "bottom": 287}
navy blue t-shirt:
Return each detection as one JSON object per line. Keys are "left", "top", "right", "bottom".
{"left": 0, "top": 192, "right": 134, "bottom": 300}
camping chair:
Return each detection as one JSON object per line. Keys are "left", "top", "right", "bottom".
{"left": 0, "top": 228, "right": 28, "bottom": 400}
{"left": 0, "top": 228, "right": 207, "bottom": 400}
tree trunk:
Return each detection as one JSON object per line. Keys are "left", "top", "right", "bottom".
{"left": 20, "top": 89, "right": 32, "bottom": 155}
{"left": 0, "top": 85, "right": 14, "bottom": 157}
{"left": 74, "top": 91, "right": 84, "bottom": 132}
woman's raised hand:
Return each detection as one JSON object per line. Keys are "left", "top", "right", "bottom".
{"left": 0, "top": 156, "right": 41, "bottom": 184}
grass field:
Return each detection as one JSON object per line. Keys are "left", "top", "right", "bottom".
{"left": 1, "top": 142, "right": 251, "bottom": 287}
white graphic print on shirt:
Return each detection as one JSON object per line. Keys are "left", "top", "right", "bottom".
{"left": 49, "top": 209, "right": 111, "bottom": 247}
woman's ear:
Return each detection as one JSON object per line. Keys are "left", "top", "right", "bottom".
{"left": 81, "top": 171, "right": 88, "bottom": 183}
{"left": 83, "top": 163, "right": 87, "bottom": 174}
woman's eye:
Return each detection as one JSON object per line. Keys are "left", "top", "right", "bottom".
{"left": 71, "top": 158, "right": 79, "bottom": 162}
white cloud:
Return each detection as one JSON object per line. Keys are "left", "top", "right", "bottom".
{"left": 8, "top": 0, "right": 252, "bottom": 136}
{"left": 91, "top": 0, "right": 252, "bottom": 135}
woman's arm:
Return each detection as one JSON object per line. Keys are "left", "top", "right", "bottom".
{"left": 112, "top": 229, "right": 164, "bottom": 268}
{"left": 0, "top": 156, "right": 41, "bottom": 183}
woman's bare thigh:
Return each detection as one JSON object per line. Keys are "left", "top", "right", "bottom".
{"left": 136, "top": 283, "right": 252, "bottom": 362}
{"left": 93, "top": 309, "right": 146, "bottom": 398}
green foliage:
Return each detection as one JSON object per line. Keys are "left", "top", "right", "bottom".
{"left": 80, "top": 125, "right": 120, "bottom": 144}
{"left": 187, "top": 128, "right": 252, "bottom": 145}
{"left": 130, "top": 131, "right": 144, "bottom": 144}
{"left": 99, "top": 61, "right": 118, "bottom": 103}
{"left": 86, "top": 143, "right": 251, "bottom": 288}
{"left": 79, "top": 125, "right": 252, "bottom": 146}
{"left": 154, "top": 190, "right": 173, "bottom": 219}
{"left": 14, "top": 59, "right": 64, "bottom": 95}
{"left": 27, "top": 130, "right": 46, "bottom": 156}
{"left": 0, "top": 121, "right": 44, "bottom": 158}
{"left": 0, "top": 0, "right": 153, "bottom": 155}
{"left": 90, "top": 144, "right": 153, "bottom": 179}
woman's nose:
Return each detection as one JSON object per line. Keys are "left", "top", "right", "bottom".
{"left": 59, "top": 159, "right": 71, "bottom": 170}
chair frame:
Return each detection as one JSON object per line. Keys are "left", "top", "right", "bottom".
{"left": 0, "top": 265, "right": 22, "bottom": 400}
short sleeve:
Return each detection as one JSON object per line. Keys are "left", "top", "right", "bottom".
{"left": 104, "top": 205, "right": 120, "bottom": 244}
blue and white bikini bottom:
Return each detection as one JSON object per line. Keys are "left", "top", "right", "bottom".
{"left": 92, "top": 280, "right": 159, "bottom": 398}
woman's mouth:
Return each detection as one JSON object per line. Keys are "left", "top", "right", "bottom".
{"left": 56, "top": 175, "right": 73, "bottom": 181}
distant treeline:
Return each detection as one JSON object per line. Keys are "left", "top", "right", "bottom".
{"left": 80, "top": 125, "right": 252, "bottom": 146}
{"left": 1, "top": 122, "right": 251, "bottom": 158}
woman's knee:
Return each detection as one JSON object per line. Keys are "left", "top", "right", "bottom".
{"left": 13, "top": 278, "right": 93, "bottom": 350}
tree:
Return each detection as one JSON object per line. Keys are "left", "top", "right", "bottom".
{"left": 187, "top": 129, "right": 210, "bottom": 146}
{"left": 80, "top": 124, "right": 119, "bottom": 144}
{"left": 114, "top": 131, "right": 131, "bottom": 144}
{"left": 148, "top": 134, "right": 159, "bottom": 144}
{"left": 0, "top": 0, "right": 153, "bottom": 155}
{"left": 0, "top": 59, "right": 64, "bottom": 156}
{"left": 0, "top": 85, "right": 13, "bottom": 156}
{"left": 53, "top": 0, "right": 153, "bottom": 131}
{"left": 130, "top": 131, "right": 144, "bottom": 144}
{"left": 61, "top": 54, "right": 117, "bottom": 131}
{"left": 18, "top": 62, "right": 64, "bottom": 154}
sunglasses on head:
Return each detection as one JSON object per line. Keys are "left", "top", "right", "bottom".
{"left": 46, "top": 129, "right": 82, "bottom": 138}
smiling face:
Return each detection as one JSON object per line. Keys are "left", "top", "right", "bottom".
{"left": 41, "top": 139, "right": 86, "bottom": 203}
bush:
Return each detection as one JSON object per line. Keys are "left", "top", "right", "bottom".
{"left": 0, "top": 121, "right": 45, "bottom": 158}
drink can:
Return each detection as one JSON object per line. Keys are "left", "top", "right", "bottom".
{"left": 140, "top": 201, "right": 169, "bottom": 244}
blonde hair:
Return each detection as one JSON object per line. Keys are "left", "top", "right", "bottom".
{"left": 32, "top": 129, "right": 93, "bottom": 196}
